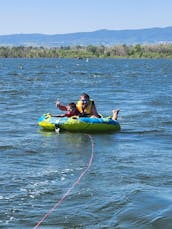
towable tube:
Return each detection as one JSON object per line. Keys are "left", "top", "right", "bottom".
{"left": 38, "top": 113, "right": 120, "bottom": 133}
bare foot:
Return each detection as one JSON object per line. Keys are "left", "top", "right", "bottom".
{"left": 112, "top": 109, "right": 120, "bottom": 114}
{"left": 112, "top": 109, "right": 120, "bottom": 120}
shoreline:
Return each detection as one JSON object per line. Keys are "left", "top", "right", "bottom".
{"left": 0, "top": 44, "right": 172, "bottom": 59}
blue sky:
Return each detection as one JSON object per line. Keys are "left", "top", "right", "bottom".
{"left": 0, "top": 0, "right": 172, "bottom": 35}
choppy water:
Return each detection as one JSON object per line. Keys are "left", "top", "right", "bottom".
{"left": 0, "top": 58, "right": 172, "bottom": 229}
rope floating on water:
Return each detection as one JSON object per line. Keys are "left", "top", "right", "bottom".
{"left": 33, "top": 134, "right": 94, "bottom": 229}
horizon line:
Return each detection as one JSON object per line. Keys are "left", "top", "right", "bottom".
{"left": 0, "top": 25, "right": 171, "bottom": 36}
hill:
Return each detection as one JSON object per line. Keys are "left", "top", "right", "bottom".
{"left": 0, "top": 27, "right": 172, "bottom": 47}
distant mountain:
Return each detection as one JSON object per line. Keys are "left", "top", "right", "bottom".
{"left": 0, "top": 27, "right": 172, "bottom": 47}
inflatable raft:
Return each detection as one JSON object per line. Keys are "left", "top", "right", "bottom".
{"left": 38, "top": 113, "right": 120, "bottom": 133}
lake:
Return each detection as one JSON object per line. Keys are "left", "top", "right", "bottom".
{"left": 0, "top": 58, "right": 172, "bottom": 228}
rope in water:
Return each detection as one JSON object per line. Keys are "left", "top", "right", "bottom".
{"left": 33, "top": 134, "right": 94, "bottom": 229}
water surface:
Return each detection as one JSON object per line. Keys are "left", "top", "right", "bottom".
{"left": 0, "top": 58, "right": 172, "bottom": 228}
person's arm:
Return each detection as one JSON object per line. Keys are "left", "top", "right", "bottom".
{"left": 91, "top": 103, "right": 100, "bottom": 118}
{"left": 51, "top": 114, "right": 65, "bottom": 117}
{"left": 56, "top": 101, "right": 67, "bottom": 111}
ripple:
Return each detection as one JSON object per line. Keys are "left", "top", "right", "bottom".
{"left": 1, "top": 58, "right": 172, "bottom": 229}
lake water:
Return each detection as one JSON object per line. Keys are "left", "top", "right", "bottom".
{"left": 0, "top": 58, "right": 172, "bottom": 229}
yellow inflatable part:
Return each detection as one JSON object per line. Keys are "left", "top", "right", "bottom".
{"left": 38, "top": 114, "right": 120, "bottom": 133}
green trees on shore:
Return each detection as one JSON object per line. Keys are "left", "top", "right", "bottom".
{"left": 0, "top": 44, "right": 172, "bottom": 58}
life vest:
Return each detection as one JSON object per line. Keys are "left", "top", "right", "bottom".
{"left": 76, "top": 100, "right": 93, "bottom": 116}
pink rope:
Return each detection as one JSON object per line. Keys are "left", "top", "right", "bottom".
{"left": 33, "top": 134, "right": 94, "bottom": 229}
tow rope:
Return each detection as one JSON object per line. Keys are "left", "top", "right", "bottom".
{"left": 33, "top": 134, "right": 94, "bottom": 229}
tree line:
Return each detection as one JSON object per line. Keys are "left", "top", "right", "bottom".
{"left": 0, "top": 44, "right": 172, "bottom": 58}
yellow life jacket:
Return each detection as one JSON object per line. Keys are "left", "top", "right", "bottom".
{"left": 76, "top": 100, "right": 93, "bottom": 116}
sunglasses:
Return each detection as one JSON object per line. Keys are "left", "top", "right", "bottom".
{"left": 81, "top": 99, "right": 89, "bottom": 104}
{"left": 67, "top": 107, "right": 75, "bottom": 111}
